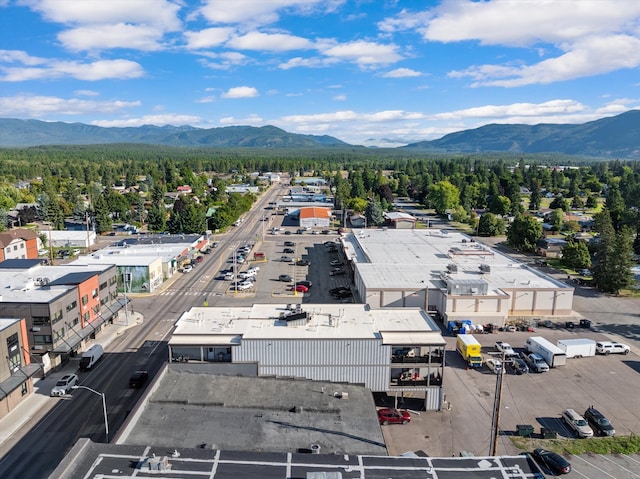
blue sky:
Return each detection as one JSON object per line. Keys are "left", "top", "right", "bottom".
{"left": 1, "top": 0, "right": 639, "bottom": 147}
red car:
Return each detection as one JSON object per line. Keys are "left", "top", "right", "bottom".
{"left": 377, "top": 408, "right": 411, "bottom": 425}
{"left": 294, "top": 284, "right": 309, "bottom": 293}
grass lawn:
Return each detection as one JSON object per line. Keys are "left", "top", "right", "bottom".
{"left": 512, "top": 434, "right": 640, "bottom": 455}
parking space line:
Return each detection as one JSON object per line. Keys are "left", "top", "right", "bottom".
{"left": 598, "top": 454, "right": 640, "bottom": 478}
{"left": 572, "top": 454, "right": 622, "bottom": 478}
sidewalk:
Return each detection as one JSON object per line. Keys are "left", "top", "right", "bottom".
{"left": 0, "top": 310, "right": 144, "bottom": 457}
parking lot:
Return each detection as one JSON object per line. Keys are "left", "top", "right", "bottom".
{"left": 214, "top": 229, "right": 357, "bottom": 304}
{"left": 379, "top": 325, "right": 640, "bottom": 477}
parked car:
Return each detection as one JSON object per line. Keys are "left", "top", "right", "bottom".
{"left": 495, "top": 341, "right": 517, "bottom": 357}
{"left": 51, "top": 374, "right": 78, "bottom": 397}
{"left": 294, "top": 284, "right": 309, "bottom": 293}
{"left": 484, "top": 358, "right": 502, "bottom": 374}
{"left": 280, "top": 256, "right": 293, "bottom": 262}
{"left": 296, "top": 281, "right": 312, "bottom": 289}
{"left": 596, "top": 341, "right": 630, "bottom": 355}
{"left": 330, "top": 260, "right": 344, "bottom": 267}
{"left": 296, "top": 259, "right": 310, "bottom": 266}
{"left": 330, "top": 269, "right": 345, "bottom": 276}
{"left": 211, "top": 242, "right": 219, "bottom": 248}
{"left": 584, "top": 406, "right": 615, "bottom": 436}
{"left": 246, "top": 266, "right": 260, "bottom": 274}
{"left": 283, "top": 248, "right": 295, "bottom": 254}
{"left": 284, "top": 241, "right": 296, "bottom": 247}
{"left": 322, "top": 229, "right": 331, "bottom": 234}
{"left": 520, "top": 352, "right": 549, "bottom": 373}
{"left": 377, "top": 408, "right": 411, "bottom": 425}
{"left": 129, "top": 370, "right": 149, "bottom": 388}
{"left": 562, "top": 408, "right": 594, "bottom": 438}
{"left": 223, "top": 272, "right": 235, "bottom": 281}
{"left": 183, "top": 265, "right": 193, "bottom": 273}
{"left": 279, "top": 274, "right": 293, "bottom": 282}
{"left": 508, "top": 357, "right": 529, "bottom": 375}
{"left": 532, "top": 448, "right": 571, "bottom": 475}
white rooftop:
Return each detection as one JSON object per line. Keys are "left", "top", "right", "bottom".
{"left": 344, "top": 229, "right": 565, "bottom": 291}
{"left": 171, "top": 304, "right": 445, "bottom": 345}
{"left": 0, "top": 262, "right": 113, "bottom": 302}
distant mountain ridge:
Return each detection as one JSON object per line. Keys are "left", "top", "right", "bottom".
{"left": 1, "top": 110, "right": 639, "bottom": 158}
{"left": 0, "top": 119, "right": 349, "bottom": 149}
{"left": 403, "top": 110, "right": 640, "bottom": 159}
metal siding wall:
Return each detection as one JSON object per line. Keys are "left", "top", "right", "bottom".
{"left": 424, "top": 387, "right": 442, "bottom": 411}
{"left": 236, "top": 339, "right": 390, "bottom": 391}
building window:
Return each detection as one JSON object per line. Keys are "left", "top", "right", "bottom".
{"left": 100, "top": 281, "right": 107, "bottom": 291}
{"left": 21, "top": 382, "right": 28, "bottom": 395}
{"left": 53, "top": 328, "right": 65, "bottom": 342}
{"left": 66, "top": 300, "right": 78, "bottom": 312}
{"left": 33, "top": 335, "right": 52, "bottom": 345}
{"left": 21, "top": 243, "right": 25, "bottom": 249}
{"left": 92, "top": 288, "right": 99, "bottom": 298}
{"left": 83, "top": 311, "right": 90, "bottom": 322}
{"left": 81, "top": 294, "right": 89, "bottom": 306}
{"left": 32, "top": 316, "right": 51, "bottom": 326}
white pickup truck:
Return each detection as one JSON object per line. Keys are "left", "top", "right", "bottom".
{"left": 495, "top": 341, "right": 517, "bottom": 357}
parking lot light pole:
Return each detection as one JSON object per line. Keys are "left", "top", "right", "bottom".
{"left": 72, "top": 385, "right": 109, "bottom": 443}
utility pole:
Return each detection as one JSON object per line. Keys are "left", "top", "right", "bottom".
{"left": 489, "top": 352, "right": 506, "bottom": 455}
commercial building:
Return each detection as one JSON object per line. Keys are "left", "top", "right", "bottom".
{"left": 298, "top": 206, "right": 332, "bottom": 228}
{"left": 0, "top": 317, "right": 41, "bottom": 419}
{"left": 384, "top": 211, "right": 417, "bottom": 229}
{"left": 342, "top": 229, "right": 573, "bottom": 328}
{"left": 168, "top": 303, "right": 446, "bottom": 410}
{"left": 0, "top": 259, "right": 120, "bottom": 370}
{"left": 0, "top": 229, "right": 39, "bottom": 262}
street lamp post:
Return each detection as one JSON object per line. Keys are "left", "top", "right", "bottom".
{"left": 72, "top": 385, "right": 109, "bottom": 442}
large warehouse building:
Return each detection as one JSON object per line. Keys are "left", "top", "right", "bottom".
{"left": 168, "top": 303, "right": 447, "bottom": 410}
{"left": 342, "top": 229, "right": 574, "bottom": 328}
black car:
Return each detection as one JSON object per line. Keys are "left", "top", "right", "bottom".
{"left": 584, "top": 406, "right": 615, "bottom": 436}
{"left": 284, "top": 241, "right": 296, "bottom": 247}
{"left": 283, "top": 248, "right": 295, "bottom": 253}
{"left": 129, "top": 370, "right": 149, "bottom": 388}
{"left": 296, "top": 259, "right": 310, "bottom": 266}
{"left": 508, "top": 358, "right": 529, "bottom": 375}
{"left": 532, "top": 448, "right": 571, "bottom": 475}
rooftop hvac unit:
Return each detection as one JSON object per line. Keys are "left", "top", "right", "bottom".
{"left": 479, "top": 264, "right": 491, "bottom": 273}
{"left": 447, "top": 263, "right": 458, "bottom": 273}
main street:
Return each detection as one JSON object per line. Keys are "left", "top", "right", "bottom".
{"left": 0, "top": 182, "right": 287, "bottom": 479}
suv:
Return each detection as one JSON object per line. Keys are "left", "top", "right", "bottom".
{"left": 596, "top": 341, "right": 630, "bottom": 355}
{"left": 584, "top": 406, "right": 615, "bottom": 436}
{"left": 50, "top": 374, "right": 78, "bottom": 397}
{"left": 278, "top": 274, "right": 293, "bottom": 282}
{"left": 520, "top": 352, "right": 549, "bottom": 373}
{"left": 561, "top": 409, "right": 594, "bottom": 438}
{"left": 284, "top": 241, "right": 296, "bottom": 247}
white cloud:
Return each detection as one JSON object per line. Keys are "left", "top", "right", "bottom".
{"left": 333, "top": 94, "right": 347, "bottom": 101}
{"left": 58, "top": 23, "right": 168, "bottom": 52}
{"left": 226, "top": 31, "right": 313, "bottom": 51}
{"left": 184, "top": 27, "right": 236, "bottom": 49}
{"left": 196, "top": 0, "right": 337, "bottom": 26}
{"left": 221, "top": 86, "right": 259, "bottom": 98}
{"left": 452, "top": 35, "right": 640, "bottom": 87}
{"left": 0, "top": 54, "right": 144, "bottom": 81}
{"left": 23, "top": 0, "right": 182, "bottom": 29}
{"left": 382, "top": 68, "right": 422, "bottom": 78}
{"left": 382, "top": 1, "right": 640, "bottom": 87}
{"left": 0, "top": 94, "right": 140, "bottom": 116}
{"left": 92, "top": 114, "right": 204, "bottom": 128}
{"left": 318, "top": 40, "right": 403, "bottom": 68}
{"left": 74, "top": 89, "right": 100, "bottom": 97}
{"left": 195, "top": 96, "right": 216, "bottom": 104}
{"left": 219, "top": 114, "right": 264, "bottom": 125}
{"left": 279, "top": 56, "right": 335, "bottom": 70}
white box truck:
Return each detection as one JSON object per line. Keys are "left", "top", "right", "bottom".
{"left": 79, "top": 344, "right": 104, "bottom": 371}
{"left": 524, "top": 336, "right": 566, "bottom": 367}
{"left": 557, "top": 338, "right": 596, "bottom": 359}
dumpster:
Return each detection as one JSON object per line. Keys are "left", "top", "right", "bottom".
{"left": 541, "top": 427, "right": 557, "bottom": 439}
{"left": 579, "top": 319, "right": 591, "bottom": 328}
{"left": 516, "top": 424, "right": 534, "bottom": 437}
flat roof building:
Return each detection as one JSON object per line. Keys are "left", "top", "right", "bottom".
{"left": 342, "top": 229, "right": 574, "bottom": 328}
{"left": 169, "top": 303, "right": 446, "bottom": 410}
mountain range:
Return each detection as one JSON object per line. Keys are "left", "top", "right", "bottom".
{"left": 1, "top": 110, "right": 639, "bottom": 159}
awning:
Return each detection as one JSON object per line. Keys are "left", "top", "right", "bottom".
{"left": 379, "top": 331, "right": 446, "bottom": 346}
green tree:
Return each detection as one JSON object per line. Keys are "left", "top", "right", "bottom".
{"left": 477, "top": 212, "right": 506, "bottom": 236}
{"left": 549, "top": 209, "right": 564, "bottom": 231}
{"left": 528, "top": 179, "right": 541, "bottom": 211}
{"left": 347, "top": 197, "right": 367, "bottom": 213}
{"left": 561, "top": 239, "right": 591, "bottom": 270}
{"left": 94, "top": 195, "right": 112, "bottom": 234}
{"left": 506, "top": 214, "right": 542, "bottom": 252}
{"left": 488, "top": 195, "right": 511, "bottom": 216}
{"left": 549, "top": 196, "right": 569, "bottom": 212}
{"left": 592, "top": 210, "right": 634, "bottom": 294}
{"left": 427, "top": 180, "right": 460, "bottom": 215}
{"left": 365, "top": 198, "right": 385, "bottom": 226}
